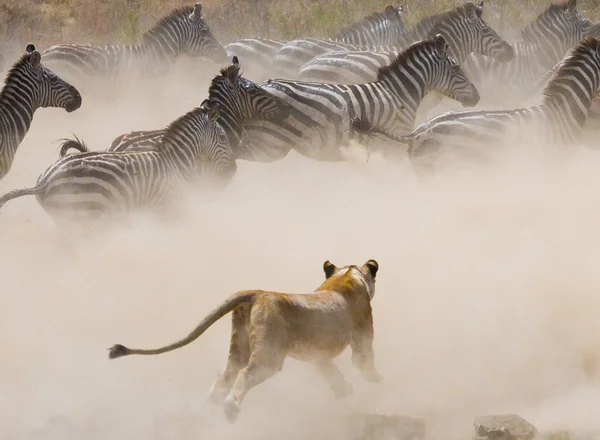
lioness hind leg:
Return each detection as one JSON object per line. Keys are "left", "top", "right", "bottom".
{"left": 315, "top": 361, "right": 354, "bottom": 399}
{"left": 223, "top": 348, "right": 286, "bottom": 423}
{"left": 208, "top": 309, "right": 251, "bottom": 406}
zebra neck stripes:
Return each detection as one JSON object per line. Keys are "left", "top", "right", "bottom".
{"left": 0, "top": 45, "right": 81, "bottom": 180}
{"left": 238, "top": 35, "right": 479, "bottom": 163}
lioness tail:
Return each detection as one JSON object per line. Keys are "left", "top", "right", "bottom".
{"left": 108, "top": 291, "right": 257, "bottom": 359}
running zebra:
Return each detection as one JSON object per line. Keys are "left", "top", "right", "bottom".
{"left": 351, "top": 37, "right": 600, "bottom": 174}
{"left": 461, "top": 0, "right": 593, "bottom": 104}
{"left": 59, "top": 56, "right": 291, "bottom": 159}
{"left": 0, "top": 100, "right": 232, "bottom": 224}
{"left": 41, "top": 2, "right": 227, "bottom": 84}
{"left": 270, "top": 5, "right": 407, "bottom": 78}
{"left": 297, "top": 1, "right": 514, "bottom": 85}
{"left": 238, "top": 35, "right": 480, "bottom": 163}
{"left": 0, "top": 44, "right": 82, "bottom": 181}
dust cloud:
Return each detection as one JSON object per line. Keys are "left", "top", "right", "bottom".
{"left": 0, "top": 51, "right": 599, "bottom": 440}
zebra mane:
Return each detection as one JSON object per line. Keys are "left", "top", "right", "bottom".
{"left": 335, "top": 6, "right": 401, "bottom": 38}
{"left": 0, "top": 52, "right": 33, "bottom": 102}
{"left": 520, "top": 1, "right": 574, "bottom": 42}
{"left": 376, "top": 38, "right": 435, "bottom": 81}
{"left": 411, "top": 4, "right": 471, "bottom": 38}
{"left": 541, "top": 36, "right": 600, "bottom": 100}
{"left": 162, "top": 106, "right": 209, "bottom": 143}
{"left": 141, "top": 5, "right": 197, "bottom": 40}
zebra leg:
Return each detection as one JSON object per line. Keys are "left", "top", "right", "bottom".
{"left": 207, "top": 308, "right": 251, "bottom": 406}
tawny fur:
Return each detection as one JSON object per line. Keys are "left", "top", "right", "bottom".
{"left": 108, "top": 259, "right": 382, "bottom": 423}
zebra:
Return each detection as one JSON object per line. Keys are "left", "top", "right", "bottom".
{"left": 58, "top": 56, "right": 291, "bottom": 159}
{"left": 460, "top": 0, "right": 593, "bottom": 105}
{"left": 270, "top": 5, "right": 407, "bottom": 78}
{"left": 0, "top": 43, "right": 82, "bottom": 181}
{"left": 224, "top": 38, "right": 288, "bottom": 80}
{"left": 0, "top": 100, "right": 233, "bottom": 225}
{"left": 40, "top": 2, "right": 227, "bottom": 85}
{"left": 297, "top": 1, "right": 514, "bottom": 85}
{"left": 350, "top": 37, "right": 600, "bottom": 174}
{"left": 238, "top": 34, "right": 480, "bottom": 163}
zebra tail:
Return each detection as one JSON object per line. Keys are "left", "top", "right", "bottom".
{"left": 0, "top": 185, "right": 45, "bottom": 210}
{"left": 350, "top": 117, "right": 410, "bottom": 144}
{"left": 58, "top": 136, "right": 90, "bottom": 158}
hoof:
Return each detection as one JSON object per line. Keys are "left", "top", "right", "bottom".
{"left": 223, "top": 397, "right": 241, "bottom": 424}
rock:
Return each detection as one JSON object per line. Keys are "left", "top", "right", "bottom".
{"left": 348, "top": 413, "right": 426, "bottom": 440}
{"left": 474, "top": 414, "right": 538, "bottom": 440}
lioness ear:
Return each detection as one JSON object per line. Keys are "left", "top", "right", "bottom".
{"left": 323, "top": 260, "right": 338, "bottom": 278}
{"left": 364, "top": 259, "right": 379, "bottom": 278}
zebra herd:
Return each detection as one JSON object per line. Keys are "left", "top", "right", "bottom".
{"left": 0, "top": 0, "right": 599, "bottom": 226}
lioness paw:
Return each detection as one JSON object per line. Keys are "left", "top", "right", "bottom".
{"left": 334, "top": 381, "right": 354, "bottom": 399}
{"left": 223, "top": 397, "right": 241, "bottom": 424}
{"left": 363, "top": 370, "right": 383, "bottom": 383}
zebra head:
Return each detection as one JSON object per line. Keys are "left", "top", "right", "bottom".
{"left": 431, "top": 34, "right": 480, "bottom": 107}
{"left": 192, "top": 99, "right": 237, "bottom": 189}
{"left": 452, "top": 1, "right": 514, "bottom": 63}
{"left": 522, "top": 0, "right": 593, "bottom": 55}
{"left": 209, "top": 56, "right": 291, "bottom": 124}
{"left": 182, "top": 2, "right": 227, "bottom": 63}
{"left": 20, "top": 44, "right": 82, "bottom": 113}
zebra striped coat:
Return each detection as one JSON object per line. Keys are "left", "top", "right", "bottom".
{"left": 224, "top": 4, "right": 406, "bottom": 76}
{"left": 297, "top": 1, "right": 514, "bottom": 85}
{"left": 238, "top": 35, "right": 480, "bottom": 162}
{"left": 58, "top": 56, "right": 291, "bottom": 160}
{"left": 0, "top": 101, "right": 232, "bottom": 223}
{"left": 270, "top": 5, "right": 407, "bottom": 78}
{"left": 41, "top": 3, "right": 227, "bottom": 84}
{"left": 371, "top": 37, "right": 600, "bottom": 173}
{"left": 461, "top": 0, "right": 593, "bottom": 104}
{"left": 0, "top": 44, "right": 82, "bottom": 180}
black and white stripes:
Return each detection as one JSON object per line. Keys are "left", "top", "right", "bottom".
{"left": 462, "top": 0, "right": 593, "bottom": 103}
{"left": 297, "top": 1, "right": 514, "bottom": 85}
{"left": 41, "top": 2, "right": 227, "bottom": 83}
{"left": 269, "top": 5, "right": 407, "bottom": 78}
{"left": 0, "top": 101, "right": 232, "bottom": 223}
{"left": 0, "top": 44, "right": 82, "bottom": 180}
{"left": 374, "top": 37, "right": 600, "bottom": 172}
{"left": 238, "top": 35, "right": 480, "bottom": 162}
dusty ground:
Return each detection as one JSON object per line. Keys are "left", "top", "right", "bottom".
{"left": 1, "top": 45, "right": 600, "bottom": 440}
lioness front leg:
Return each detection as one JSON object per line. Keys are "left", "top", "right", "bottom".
{"left": 351, "top": 329, "right": 383, "bottom": 383}
{"left": 315, "top": 361, "right": 354, "bottom": 399}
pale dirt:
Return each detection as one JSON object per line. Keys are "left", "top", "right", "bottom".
{"left": 0, "top": 45, "right": 600, "bottom": 440}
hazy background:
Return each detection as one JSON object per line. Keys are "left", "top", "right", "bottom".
{"left": 1, "top": 0, "right": 600, "bottom": 438}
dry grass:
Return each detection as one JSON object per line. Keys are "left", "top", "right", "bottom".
{"left": 1, "top": 0, "right": 599, "bottom": 56}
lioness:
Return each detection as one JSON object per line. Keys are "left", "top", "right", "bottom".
{"left": 108, "top": 259, "right": 382, "bottom": 423}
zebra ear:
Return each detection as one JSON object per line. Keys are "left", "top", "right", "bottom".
{"left": 26, "top": 43, "right": 36, "bottom": 54}
{"left": 384, "top": 5, "right": 398, "bottom": 20}
{"left": 29, "top": 50, "right": 42, "bottom": 71}
{"left": 475, "top": 1, "right": 483, "bottom": 18}
{"left": 226, "top": 63, "right": 240, "bottom": 87}
{"left": 190, "top": 2, "right": 204, "bottom": 21}
{"left": 206, "top": 102, "right": 220, "bottom": 124}
{"left": 464, "top": 1, "right": 477, "bottom": 20}
{"left": 434, "top": 34, "right": 448, "bottom": 57}
{"left": 567, "top": 0, "right": 576, "bottom": 12}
